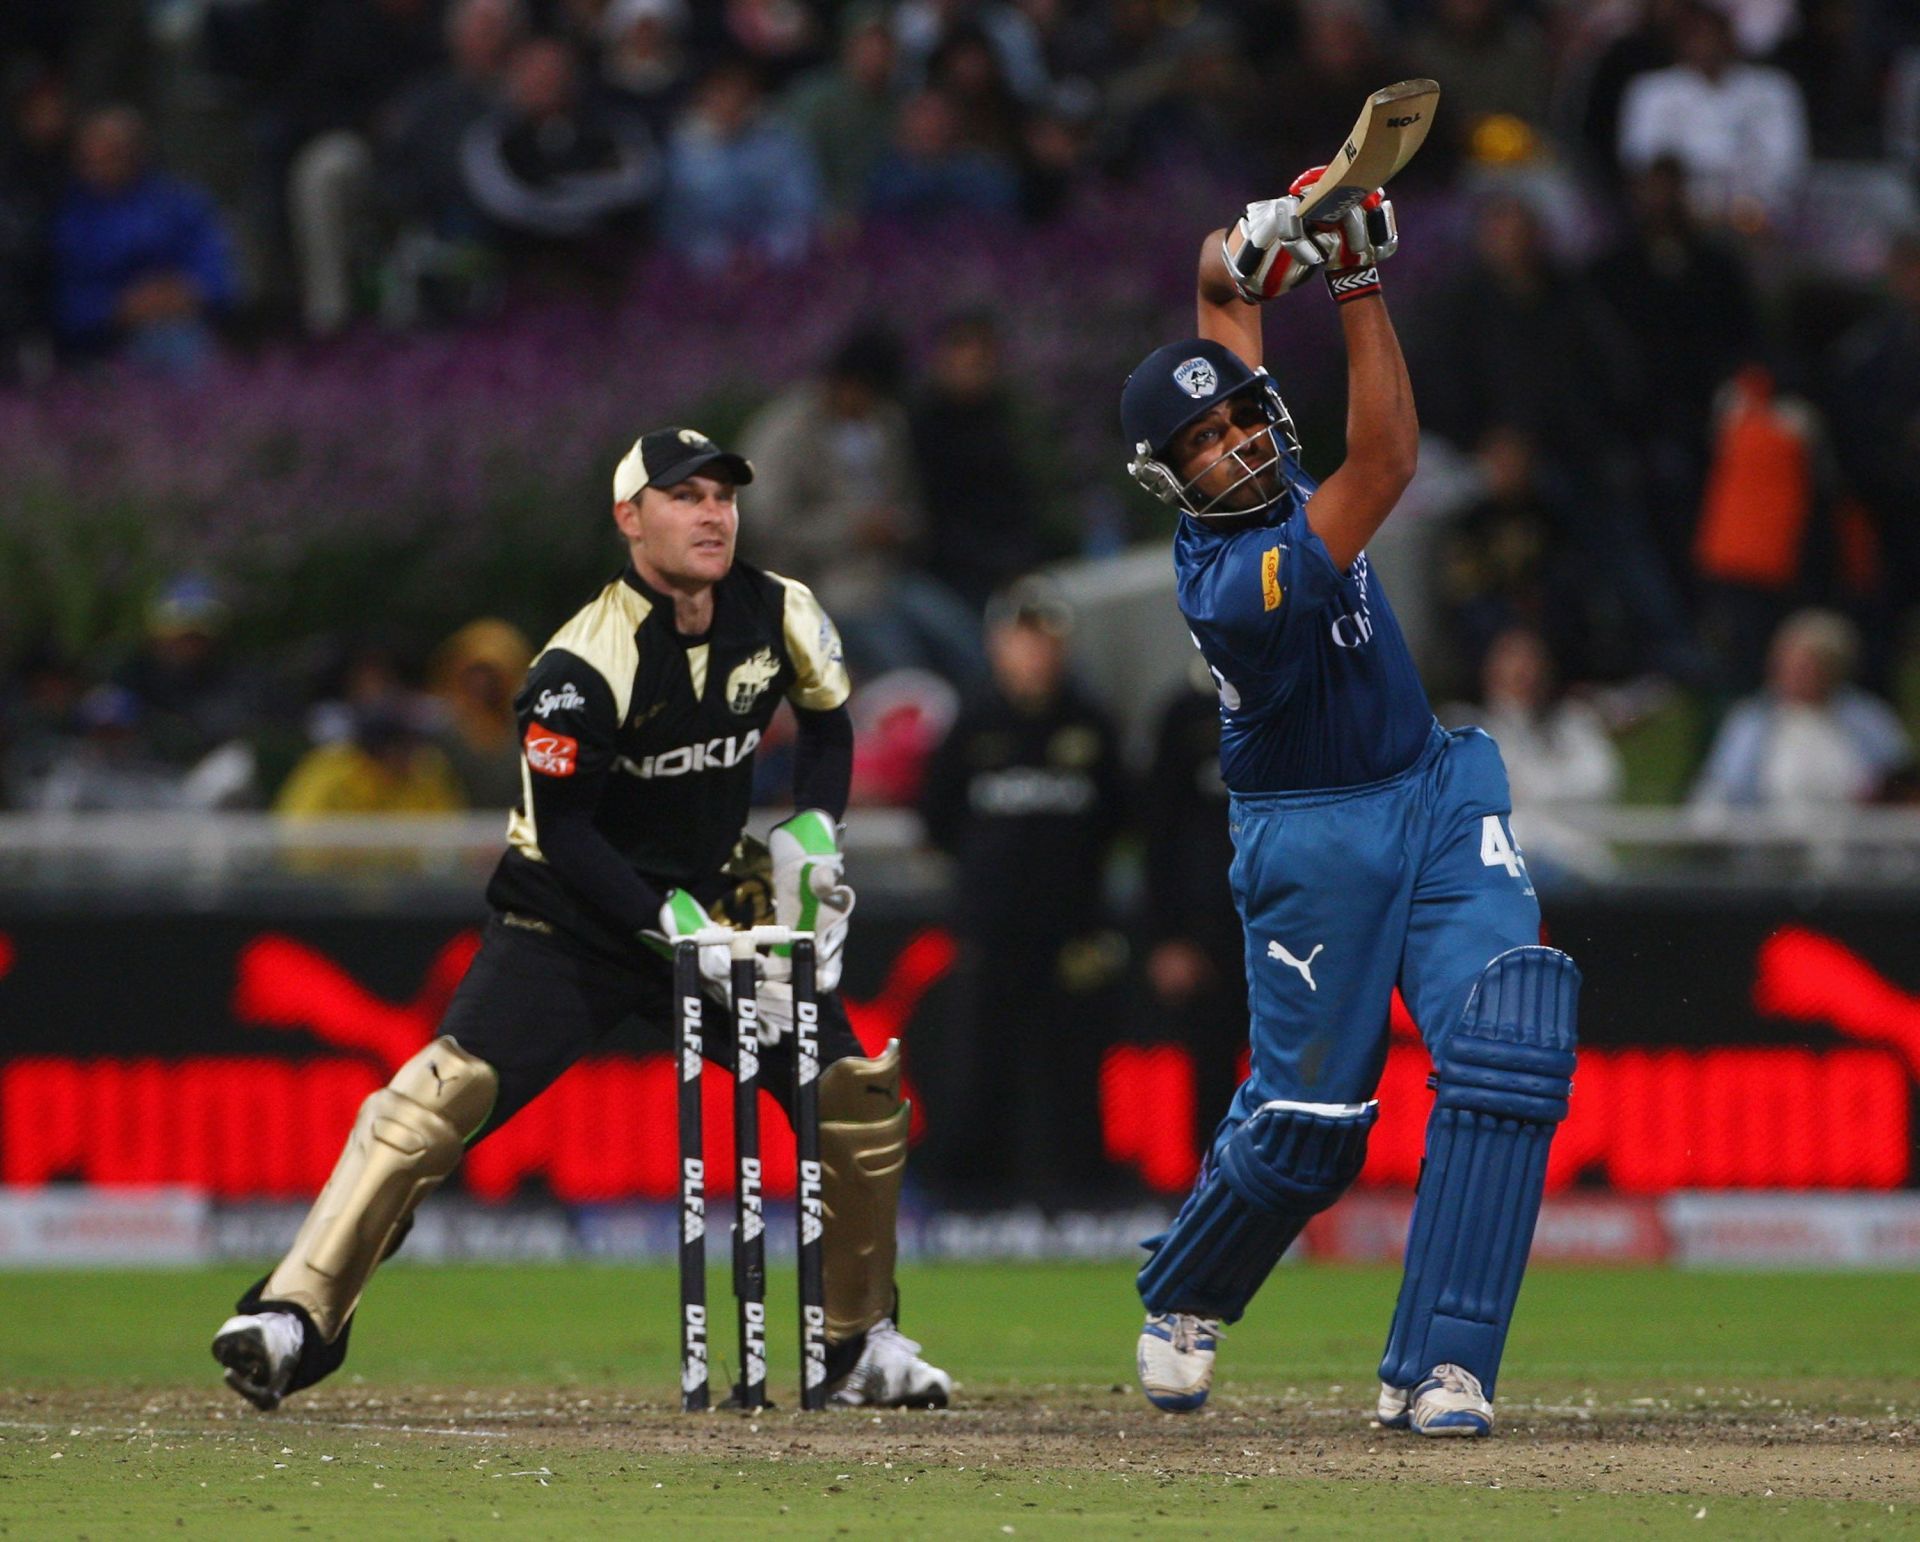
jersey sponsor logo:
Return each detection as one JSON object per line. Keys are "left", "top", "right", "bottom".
{"left": 1329, "top": 553, "right": 1375, "bottom": 649}
{"left": 1261, "top": 546, "right": 1284, "bottom": 612}
{"left": 533, "top": 683, "right": 586, "bottom": 718}
{"left": 725, "top": 648, "right": 781, "bottom": 715}
{"left": 524, "top": 724, "right": 579, "bottom": 777}
{"left": 1172, "top": 357, "right": 1219, "bottom": 398}
{"left": 968, "top": 766, "right": 1096, "bottom": 817}
{"left": 615, "top": 729, "right": 762, "bottom": 780}
{"left": 818, "top": 616, "right": 844, "bottom": 666}
{"left": 1268, "top": 940, "right": 1324, "bottom": 990}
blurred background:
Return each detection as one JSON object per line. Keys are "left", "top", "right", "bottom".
{"left": 3, "top": 0, "right": 1920, "bottom": 1269}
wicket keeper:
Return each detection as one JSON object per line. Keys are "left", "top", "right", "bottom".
{"left": 212, "top": 428, "right": 951, "bottom": 1412}
{"left": 1120, "top": 173, "right": 1580, "bottom": 1435}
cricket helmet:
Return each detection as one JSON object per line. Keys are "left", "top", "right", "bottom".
{"left": 1120, "top": 338, "right": 1305, "bottom": 522}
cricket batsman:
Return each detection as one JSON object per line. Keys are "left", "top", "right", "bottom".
{"left": 1120, "top": 172, "right": 1580, "bottom": 1436}
{"left": 211, "top": 428, "right": 951, "bottom": 1412}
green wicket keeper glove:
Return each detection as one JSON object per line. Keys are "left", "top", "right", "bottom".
{"left": 768, "top": 808, "right": 855, "bottom": 993}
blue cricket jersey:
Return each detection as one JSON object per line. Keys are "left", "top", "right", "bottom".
{"left": 1174, "top": 478, "right": 1435, "bottom": 793}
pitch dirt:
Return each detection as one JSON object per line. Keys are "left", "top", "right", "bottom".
{"left": 16, "top": 1382, "right": 1919, "bottom": 1508}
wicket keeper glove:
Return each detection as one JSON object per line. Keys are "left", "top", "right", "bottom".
{"left": 655, "top": 888, "right": 736, "bottom": 1000}
{"left": 1221, "top": 194, "right": 1328, "bottom": 303}
{"left": 768, "top": 808, "right": 855, "bottom": 993}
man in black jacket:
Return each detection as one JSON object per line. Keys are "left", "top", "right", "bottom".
{"left": 919, "top": 577, "right": 1130, "bottom": 1205}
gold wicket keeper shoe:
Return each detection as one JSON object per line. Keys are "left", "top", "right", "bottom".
{"left": 211, "top": 1311, "right": 304, "bottom": 1411}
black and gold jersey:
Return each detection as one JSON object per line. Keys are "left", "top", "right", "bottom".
{"left": 484, "top": 561, "right": 849, "bottom": 957}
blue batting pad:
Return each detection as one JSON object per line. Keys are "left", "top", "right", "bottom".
{"left": 1138, "top": 1099, "right": 1377, "bottom": 1321}
{"left": 1378, "top": 946, "right": 1579, "bottom": 1395}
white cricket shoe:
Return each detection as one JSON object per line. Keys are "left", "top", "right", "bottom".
{"left": 1408, "top": 1362, "right": 1493, "bottom": 1437}
{"left": 1136, "top": 1312, "right": 1221, "bottom": 1413}
{"left": 1375, "top": 1380, "right": 1411, "bottom": 1429}
{"left": 212, "top": 1311, "right": 303, "bottom": 1411}
{"left": 829, "top": 1318, "right": 952, "bottom": 1409}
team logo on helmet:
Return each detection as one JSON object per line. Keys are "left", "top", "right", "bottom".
{"left": 725, "top": 647, "right": 781, "bottom": 714}
{"left": 678, "top": 428, "right": 713, "bottom": 447}
{"left": 1172, "top": 357, "right": 1218, "bottom": 399}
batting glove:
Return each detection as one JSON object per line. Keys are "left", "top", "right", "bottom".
{"left": 768, "top": 808, "right": 854, "bottom": 993}
{"left": 1221, "top": 194, "right": 1328, "bottom": 304}
{"left": 1288, "top": 166, "right": 1396, "bottom": 305}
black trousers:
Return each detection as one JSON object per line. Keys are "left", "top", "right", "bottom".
{"left": 445, "top": 915, "right": 866, "bottom": 1138}
{"left": 243, "top": 913, "right": 868, "bottom": 1393}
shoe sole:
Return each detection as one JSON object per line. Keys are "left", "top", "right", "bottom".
{"left": 211, "top": 1325, "right": 284, "bottom": 1412}
{"left": 1411, "top": 1411, "right": 1492, "bottom": 1438}
{"left": 1143, "top": 1387, "right": 1209, "bottom": 1413}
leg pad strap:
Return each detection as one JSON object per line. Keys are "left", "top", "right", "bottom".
{"left": 1138, "top": 1099, "right": 1377, "bottom": 1322}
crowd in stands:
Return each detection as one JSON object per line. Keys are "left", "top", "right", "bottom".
{"left": 4, "top": 0, "right": 1920, "bottom": 833}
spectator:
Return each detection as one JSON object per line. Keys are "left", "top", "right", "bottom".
{"left": 908, "top": 309, "right": 1054, "bottom": 611}
{"left": 275, "top": 701, "right": 465, "bottom": 816}
{"left": 1433, "top": 427, "right": 1594, "bottom": 688}
{"left": 863, "top": 88, "right": 1019, "bottom": 221}
{"left": 271, "top": 0, "right": 443, "bottom": 335}
{"left": 376, "top": 0, "right": 527, "bottom": 320}
{"left": 1241, "top": 0, "right": 1401, "bottom": 191}
{"left": 1825, "top": 233, "right": 1920, "bottom": 618}
{"left": 1453, "top": 627, "right": 1623, "bottom": 807}
{"left": 1587, "top": 155, "right": 1759, "bottom": 576}
{"left": 460, "top": 36, "right": 659, "bottom": 272}
{"left": 28, "top": 685, "right": 187, "bottom": 812}
{"left": 1691, "top": 365, "right": 1835, "bottom": 690}
{"left": 918, "top": 578, "right": 1128, "bottom": 1204}
{"left": 1408, "top": 0, "right": 1552, "bottom": 164}
{"left": 0, "top": 642, "right": 88, "bottom": 810}
{"left": 113, "top": 574, "right": 268, "bottom": 805}
{"left": 597, "top": 0, "right": 694, "bottom": 144}
{"left": 1617, "top": 0, "right": 1810, "bottom": 227}
{"left": 1139, "top": 659, "right": 1245, "bottom": 1151}
{"left": 0, "top": 64, "right": 70, "bottom": 379}
{"left": 783, "top": 4, "right": 901, "bottom": 218}
{"left": 51, "top": 105, "right": 238, "bottom": 371}
{"left": 1692, "top": 610, "right": 1909, "bottom": 812}
{"left": 893, "top": 0, "right": 1051, "bottom": 104}
{"left": 1418, "top": 191, "right": 1696, "bottom": 681}
{"left": 1115, "top": 17, "right": 1261, "bottom": 183}
{"left": 926, "top": 23, "right": 1025, "bottom": 161}
{"left": 1564, "top": 0, "right": 1680, "bottom": 185}
{"left": 695, "top": 0, "right": 829, "bottom": 89}
{"left": 1768, "top": 0, "right": 1887, "bottom": 160}
{"left": 427, "top": 617, "right": 532, "bottom": 808}
{"left": 739, "top": 324, "right": 982, "bottom": 683}
{"left": 657, "top": 57, "right": 820, "bottom": 268}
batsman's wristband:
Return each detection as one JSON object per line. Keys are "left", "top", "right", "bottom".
{"left": 1326, "top": 265, "right": 1382, "bottom": 304}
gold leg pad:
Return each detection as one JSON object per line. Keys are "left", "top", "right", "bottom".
{"left": 264, "top": 1037, "right": 497, "bottom": 1341}
{"left": 818, "top": 1040, "right": 910, "bottom": 1341}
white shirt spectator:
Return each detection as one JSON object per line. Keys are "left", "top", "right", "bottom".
{"left": 1692, "top": 690, "right": 1909, "bottom": 813}
{"left": 1477, "top": 702, "right": 1624, "bottom": 807}
{"left": 1618, "top": 62, "right": 1809, "bottom": 220}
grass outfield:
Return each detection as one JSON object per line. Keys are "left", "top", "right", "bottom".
{"left": 3, "top": 1263, "right": 1917, "bottom": 1537}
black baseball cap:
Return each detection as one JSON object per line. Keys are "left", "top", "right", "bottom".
{"left": 1119, "top": 338, "right": 1261, "bottom": 458}
{"left": 612, "top": 426, "right": 754, "bottom": 502}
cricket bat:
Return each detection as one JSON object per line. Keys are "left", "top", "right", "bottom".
{"left": 1293, "top": 79, "right": 1441, "bottom": 227}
